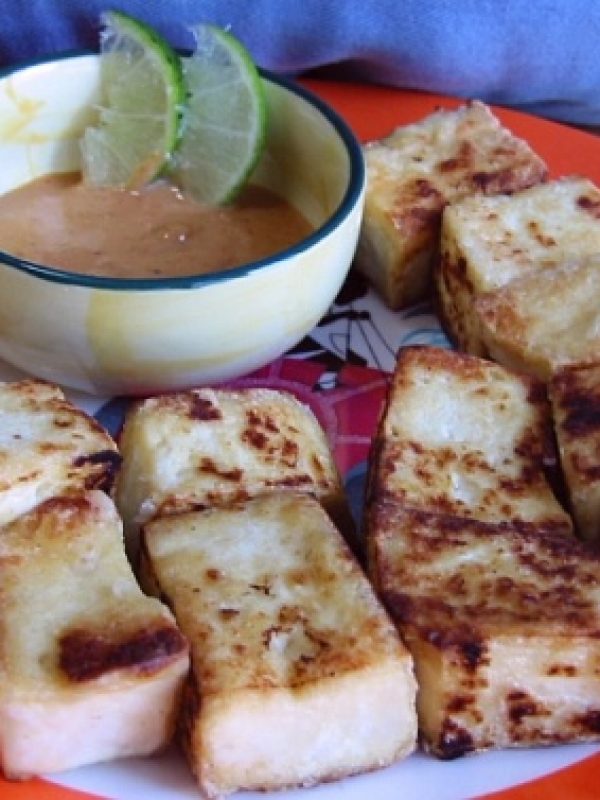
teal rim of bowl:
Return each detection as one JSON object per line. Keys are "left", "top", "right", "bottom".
{"left": 0, "top": 51, "right": 365, "bottom": 292}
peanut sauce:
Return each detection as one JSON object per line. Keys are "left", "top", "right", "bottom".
{"left": 0, "top": 172, "right": 313, "bottom": 278}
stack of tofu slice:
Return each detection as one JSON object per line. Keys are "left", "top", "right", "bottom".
{"left": 356, "top": 99, "right": 600, "bottom": 390}
{"left": 115, "top": 387, "right": 418, "bottom": 798}
{"left": 354, "top": 100, "right": 548, "bottom": 310}
{"left": 0, "top": 379, "right": 419, "bottom": 795}
{"left": 0, "top": 380, "right": 189, "bottom": 779}
{"left": 365, "top": 345, "right": 600, "bottom": 758}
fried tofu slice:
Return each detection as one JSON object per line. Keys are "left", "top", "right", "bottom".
{"left": 355, "top": 100, "right": 547, "bottom": 310}
{"left": 368, "top": 505, "right": 600, "bottom": 758}
{"left": 0, "top": 490, "right": 189, "bottom": 779}
{"left": 140, "top": 492, "right": 417, "bottom": 799}
{"left": 0, "top": 379, "right": 120, "bottom": 526}
{"left": 474, "top": 258, "right": 600, "bottom": 381}
{"left": 437, "top": 177, "right": 600, "bottom": 357}
{"left": 363, "top": 346, "right": 600, "bottom": 757}
{"left": 367, "top": 345, "right": 571, "bottom": 534}
{"left": 550, "top": 362, "right": 600, "bottom": 542}
{"left": 115, "top": 387, "right": 351, "bottom": 562}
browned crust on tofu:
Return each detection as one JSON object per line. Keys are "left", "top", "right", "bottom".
{"left": 120, "top": 388, "right": 341, "bottom": 501}
{"left": 0, "top": 491, "right": 189, "bottom": 686}
{"left": 116, "top": 387, "right": 356, "bottom": 563}
{"left": 8, "top": 381, "right": 120, "bottom": 481}
{"left": 59, "top": 625, "right": 187, "bottom": 682}
{"left": 0, "top": 379, "right": 121, "bottom": 498}
{"left": 371, "top": 506, "right": 600, "bottom": 638}
{"left": 434, "top": 250, "right": 487, "bottom": 355}
{"left": 0, "top": 488, "right": 191, "bottom": 779}
{"left": 551, "top": 365, "right": 600, "bottom": 441}
{"left": 369, "top": 504, "right": 600, "bottom": 758}
{"left": 550, "top": 362, "right": 600, "bottom": 541}
{"left": 366, "top": 346, "right": 566, "bottom": 531}
{"left": 436, "top": 179, "right": 600, "bottom": 372}
{"left": 142, "top": 493, "right": 417, "bottom": 794}
{"left": 356, "top": 100, "right": 547, "bottom": 310}
{"left": 475, "top": 260, "right": 600, "bottom": 382}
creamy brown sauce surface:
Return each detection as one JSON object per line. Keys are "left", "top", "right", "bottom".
{"left": 0, "top": 173, "right": 313, "bottom": 278}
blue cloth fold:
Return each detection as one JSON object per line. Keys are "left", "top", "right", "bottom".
{"left": 1, "top": 0, "right": 598, "bottom": 124}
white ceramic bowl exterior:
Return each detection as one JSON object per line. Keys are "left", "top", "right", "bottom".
{"left": 0, "top": 54, "right": 365, "bottom": 395}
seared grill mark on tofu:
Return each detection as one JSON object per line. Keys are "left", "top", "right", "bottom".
{"left": 439, "top": 141, "right": 475, "bottom": 173}
{"left": 550, "top": 363, "right": 600, "bottom": 542}
{"left": 447, "top": 694, "right": 476, "bottom": 714}
{"left": 246, "top": 408, "right": 280, "bottom": 433}
{"left": 198, "top": 456, "right": 243, "bottom": 482}
{"left": 241, "top": 409, "right": 301, "bottom": 469}
{"left": 73, "top": 449, "right": 122, "bottom": 490}
{"left": 574, "top": 709, "right": 600, "bottom": 733}
{"left": 471, "top": 167, "right": 523, "bottom": 194}
{"left": 577, "top": 194, "right": 600, "bottom": 217}
{"left": 507, "top": 690, "right": 547, "bottom": 725}
{"left": 527, "top": 219, "right": 556, "bottom": 248}
{"left": 460, "top": 640, "right": 487, "bottom": 670}
{"left": 52, "top": 414, "right": 79, "bottom": 429}
{"left": 249, "top": 581, "right": 271, "bottom": 595}
{"left": 219, "top": 608, "right": 240, "bottom": 620}
{"left": 206, "top": 568, "right": 222, "bottom": 580}
{"left": 566, "top": 405, "right": 600, "bottom": 435}
{"left": 188, "top": 395, "right": 222, "bottom": 421}
{"left": 558, "top": 394, "right": 600, "bottom": 437}
{"left": 547, "top": 663, "right": 577, "bottom": 677}
{"left": 73, "top": 449, "right": 122, "bottom": 470}
{"left": 41, "top": 492, "right": 94, "bottom": 517}
{"left": 437, "top": 719, "right": 475, "bottom": 759}
{"left": 59, "top": 625, "right": 187, "bottom": 681}
{"left": 571, "top": 455, "right": 600, "bottom": 483}
{"left": 265, "top": 474, "right": 313, "bottom": 490}
{"left": 391, "top": 179, "right": 444, "bottom": 236}
{"left": 0, "top": 468, "right": 42, "bottom": 492}
{"left": 242, "top": 428, "right": 268, "bottom": 449}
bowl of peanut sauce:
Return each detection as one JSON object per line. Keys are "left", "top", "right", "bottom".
{"left": 0, "top": 52, "right": 365, "bottom": 395}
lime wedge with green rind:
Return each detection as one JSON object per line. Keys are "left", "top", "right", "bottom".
{"left": 171, "top": 24, "right": 268, "bottom": 204}
{"left": 81, "top": 9, "right": 185, "bottom": 189}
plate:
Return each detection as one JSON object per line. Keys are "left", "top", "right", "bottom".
{"left": 2, "top": 82, "right": 600, "bottom": 800}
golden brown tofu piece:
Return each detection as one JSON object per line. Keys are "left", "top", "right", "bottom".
{"left": 0, "top": 491, "right": 189, "bottom": 779}
{"left": 437, "top": 177, "right": 600, "bottom": 358}
{"left": 141, "top": 492, "right": 417, "bottom": 798}
{"left": 0, "top": 379, "right": 120, "bottom": 526}
{"left": 369, "top": 505, "right": 600, "bottom": 758}
{"left": 355, "top": 101, "right": 547, "bottom": 310}
{"left": 550, "top": 362, "right": 600, "bottom": 542}
{"left": 116, "top": 387, "right": 352, "bottom": 562}
{"left": 367, "top": 345, "right": 570, "bottom": 534}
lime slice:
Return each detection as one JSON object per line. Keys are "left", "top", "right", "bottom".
{"left": 172, "top": 24, "right": 267, "bottom": 204}
{"left": 81, "top": 10, "right": 185, "bottom": 189}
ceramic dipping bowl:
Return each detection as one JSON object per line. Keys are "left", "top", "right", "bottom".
{"left": 0, "top": 53, "right": 365, "bottom": 395}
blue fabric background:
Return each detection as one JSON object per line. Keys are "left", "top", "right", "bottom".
{"left": 1, "top": 0, "right": 598, "bottom": 124}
